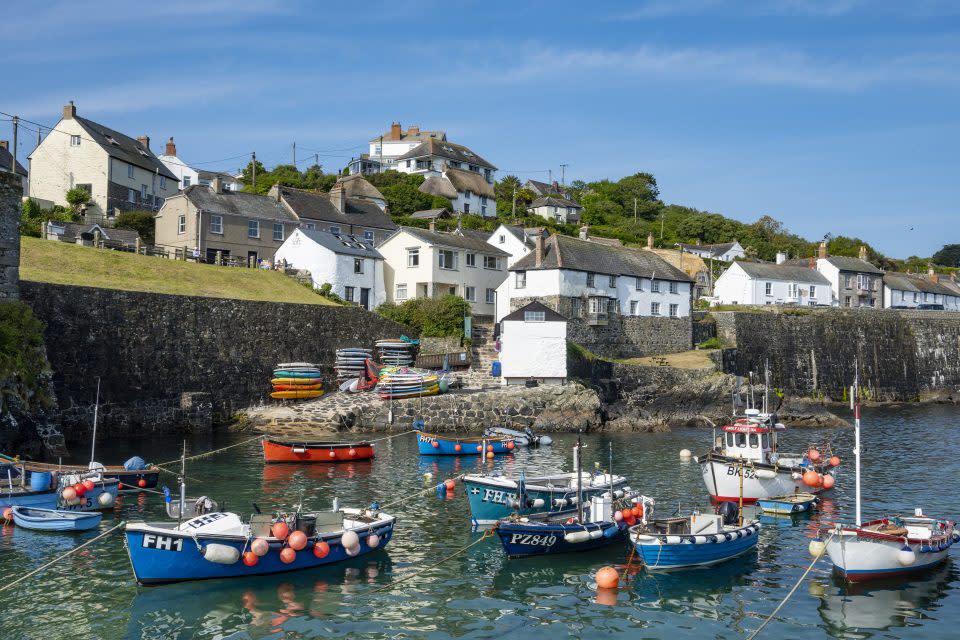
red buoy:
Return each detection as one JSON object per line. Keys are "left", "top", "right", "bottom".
{"left": 506, "top": 441, "right": 515, "bottom": 450}
{"left": 272, "top": 521, "right": 289, "bottom": 540}
{"left": 288, "top": 530, "right": 308, "bottom": 551}
{"left": 82, "top": 479, "right": 95, "bottom": 492}
{"left": 280, "top": 547, "right": 296, "bottom": 564}
{"left": 243, "top": 551, "right": 259, "bottom": 567}
{"left": 73, "top": 483, "right": 86, "bottom": 497}
{"left": 444, "top": 479, "right": 455, "bottom": 491}
{"left": 802, "top": 470, "right": 820, "bottom": 487}
{"left": 476, "top": 445, "right": 483, "bottom": 453}
{"left": 454, "top": 443, "right": 462, "bottom": 452}
{"left": 432, "top": 441, "right": 440, "bottom": 449}
{"left": 487, "top": 445, "right": 494, "bottom": 453}
{"left": 313, "top": 541, "right": 330, "bottom": 558}
{"left": 829, "top": 456, "right": 841, "bottom": 467}
{"left": 137, "top": 479, "right": 147, "bottom": 488}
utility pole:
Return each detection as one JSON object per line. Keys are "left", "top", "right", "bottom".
{"left": 315, "top": 153, "right": 319, "bottom": 169}
{"left": 511, "top": 186, "right": 517, "bottom": 218}
{"left": 560, "top": 163, "right": 568, "bottom": 186}
{"left": 634, "top": 198, "right": 637, "bottom": 222}
{"left": 292, "top": 141, "right": 296, "bottom": 166}
{"left": 660, "top": 209, "right": 665, "bottom": 241}
{"left": 548, "top": 169, "right": 552, "bottom": 184}
{"left": 251, "top": 151, "right": 257, "bottom": 189}
{"left": 9, "top": 116, "right": 18, "bottom": 174}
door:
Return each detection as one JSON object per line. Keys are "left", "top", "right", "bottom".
{"left": 248, "top": 251, "right": 258, "bottom": 268}
{"left": 360, "top": 288, "right": 370, "bottom": 311}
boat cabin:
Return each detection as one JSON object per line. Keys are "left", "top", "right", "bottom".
{"left": 720, "top": 410, "right": 786, "bottom": 463}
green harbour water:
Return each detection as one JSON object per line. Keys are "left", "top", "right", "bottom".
{"left": 1, "top": 404, "right": 958, "bottom": 639}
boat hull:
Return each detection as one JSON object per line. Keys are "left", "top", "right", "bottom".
{"left": 416, "top": 432, "right": 513, "bottom": 456}
{"left": 496, "top": 520, "right": 625, "bottom": 558}
{"left": 698, "top": 455, "right": 832, "bottom": 504}
{"left": 262, "top": 439, "right": 374, "bottom": 463}
{"left": 1, "top": 478, "right": 118, "bottom": 511}
{"left": 125, "top": 516, "right": 395, "bottom": 584}
{"left": 632, "top": 522, "right": 761, "bottom": 570}
{"left": 824, "top": 529, "right": 955, "bottom": 582}
{"left": 463, "top": 474, "right": 628, "bottom": 525}
{"left": 11, "top": 506, "right": 103, "bottom": 531}
{"left": 757, "top": 495, "right": 818, "bottom": 515}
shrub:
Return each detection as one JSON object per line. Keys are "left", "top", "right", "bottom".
{"left": 376, "top": 295, "right": 471, "bottom": 337}
{"left": 697, "top": 337, "right": 723, "bottom": 350}
{"left": 20, "top": 200, "right": 74, "bottom": 238}
{"left": 0, "top": 301, "right": 54, "bottom": 409}
{"left": 114, "top": 210, "right": 155, "bottom": 245}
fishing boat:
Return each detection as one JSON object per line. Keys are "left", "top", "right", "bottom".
{"left": 416, "top": 431, "right": 514, "bottom": 456}
{"left": 483, "top": 426, "right": 553, "bottom": 447}
{"left": 757, "top": 492, "right": 819, "bottom": 515}
{"left": 11, "top": 506, "right": 103, "bottom": 531}
{"left": 819, "top": 370, "right": 958, "bottom": 582}
{"left": 629, "top": 500, "right": 761, "bottom": 570}
{"left": 3, "top": 457, "right": 161, "bottom": 492}
{"left": 262, "top": 438, "right": 375, "bottom": 463}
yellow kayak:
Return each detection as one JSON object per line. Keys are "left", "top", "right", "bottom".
{"left": 271, "top": 390, "right": 325, "bottom": 400}
{"left": 271, "top": 377, "right": 323, "bottom": 386}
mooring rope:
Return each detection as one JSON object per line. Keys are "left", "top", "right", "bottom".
{"left": 374, "top": 474, "right": 467, "bottom": 511}
{"left": 154, "top": 434, "right": 266, "bottom": 468}
{"left": 366, "top": 429, "right": 416, "bottom": 444}
{"left": 0, "top": 521, "right": 127, "bottom": 592}
{"left": 745, "top": 532, "right": 835, "bottom": 640}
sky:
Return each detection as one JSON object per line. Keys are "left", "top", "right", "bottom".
{"left": 2, "top": 0, "right": 958, "bottom": 258}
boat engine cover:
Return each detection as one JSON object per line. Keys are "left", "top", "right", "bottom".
{"left": 717, "top": 501, "right": 740, "bottom": 526}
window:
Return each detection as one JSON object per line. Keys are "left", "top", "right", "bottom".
{"left": 586, "top": 272, "right": 595, "bottom": 287}
{"left": 481, "top": 206, "right": 487, "bottom": 216}
{"left": 127, "top": 164, "right": 135, "bottom": 179}
{"left": 70, "top": 135, "right": 81, "bottom": 146}
{"left": 608, "top": 275, "right": 616, "bottom": 288}
{"left": 363, "top": 230, "right": 375, "bottom": 244}
{"left": 913, "top": 292, "right": 918, "bottom": 303}
{"left": 177, "top": 215, "right": 186, "bottom": 234}
{"left": 329, "top": 226, "right": 341, "bottom": 235}
{"left": 571, "top": 298, "right": 583, "bottom": 318}
{"left": 407, "top": 248, "right": 420, "bottom": 267}
{"left": 485, "top": 288, "right": 496, "bottom": 304}
{"left": 635, "top": 277, "right": 643, "bottom": 291}
{"left": 127, "top": 188, "right": 136, "bottom": 203}
{"left": 466, "top": 253, "right": 476, "bottom": 267}
{"left": 354, "top": 258, "right": 363, "bottom": 274}
{"left": 844, "top": 274, "right": 852, "bottom": 288}
{"left": 395, "top": 284, "right": 408, "bottom": 300}
{"left": 809, "top": 285, "right": 816, "bottom": 298}
{"left": 629, "top": 301, "right": 638, "bottom": 315}
{"left": 480, "top": 196, "right": 488, "bottom": 205}
{"left": 669, "top": 281, "right": 678, "bottom": 294}
{"left": 438, "top": 249, "right": 458, "bottom": 270}
{"left": 669, "top": 303, "right": 679, "bottom": 317}
{"left": 305, "top": 222, "right": 315, "bottom": 231}
{"left": 651, "top": 280, "right": 660, "bottom": 293}
{"left": 857, "top": 274, "right": 868, "bottom": 290}
{"left": 588, "top": 297, "right": 605, "bottom": 314}
{"left": 141, "top": 184, "right": 148, "bottom": 199}
{"left": 787, "top": 283, "right": 798, "bottom": 298}
{"left": 483, "top": 255, "right": 500, "bottom": 270}
{"left": 651, "top": 302, "right": 661, "bottom": 316}
{"left": 749, "top": 434, "right": 760, "bottom": 449}
{"left": 344, "top": 287, "right": 355, "bottom": 302}
{"left": 516, "top": 271, "right": 526, "bottom": 288}
{"left": 160, "top": 176, "right": 166, "bottom": 189}
{"left": 465, "top": 286, "right": 476, "bottom": 302}
{"left": 183, "top": 175, "right": 191, "bottom": 187}
{"left": 248, "top": 220, "right": 260, "bottom": 238}
{"left": 607, "top": 298, "right": 617, "bottom": 314}
{"left": 498, "top": 234, "right": 505, "bottom": 244}
{"left": 464, "top": 191, "right": 472, "bottom": 199}
{"left": 273, "top": 223, "right": 284, "bottom": 241}
{"left": 210, "top": 215, "right": 223, "bottom": 234}
{"left": 406, "top": 160, "right": 411, "bottom": 168}
{"left": 844, "top": 296, "right": 851, "bottom": 307}
{"left": 765, "top": 282, "right": 772, "bottom": 296}
{"left": 736, "top": 433, "right": 747, "bottom": 448}
{"left": 463, "top": 203, "right": 470, "bottom": 214}
{"left": 525, "top": 311, "right": 545, "bottom": 322}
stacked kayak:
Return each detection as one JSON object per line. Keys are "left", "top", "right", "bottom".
{"left": 271, "top": 362, "right": 324, "bottom": 400}
{"left": 377, "top": 366, "right": 440, "bottom": 399}
{"left": 335, "top": 348, "right": 373, "bottom": 385}
{"left": 377, "top": 339, "right": 415, "bottom": 366}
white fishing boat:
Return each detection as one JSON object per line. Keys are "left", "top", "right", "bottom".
{"left": 819, "top": 370, "right": 957, "bottom": 582}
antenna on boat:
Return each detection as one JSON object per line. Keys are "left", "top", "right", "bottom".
{"left": 763, "top": 361, "right": 770, "bottom": 415}
{"left": 608, "top": 442, "right": 614, "bottom": 505}
{"left": 853, "top": 359, "right": 861, "bottom": 527}
{"left": 576, "top": 432, "right": 584, "bottom": 523}
{"left": 89, "top": 377, "right": 101, "bottom": 467}
{"left": 178, "top": 440, "right": 187, "bottom": 527}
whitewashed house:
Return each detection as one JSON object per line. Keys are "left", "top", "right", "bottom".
{"left": 418, "top": 165, "right": 496, "bottom": 217}
{"left": 157, "top": 137, "right": 242, "bottom": 192}
{"left": 883, "top": 268, "right": 960, "bottom": 310}
{"left": 487, "top": 224, "right": 545, "bottom": 267}
{"left": 0, "top": 140, "right": 28, "bottom": 194}
{"left": 678, "top": 240, "right": 745, "bottom": 262}
{"left": 28, "top": 102, "right": 178, "bottom": 221}
{"left": 499, "top": 301, "right": 567, "bottom": 386}
{"left": 528, "top": 195, "right": 582, "bottom": 224}
{"left": 802, "top": 244, "right": 884, "bottom": 308}
{"left": 348, "top": 123, "right": 447, "bottom": 175}
{"left": 378, "top": 225, "right": 509, "bottom": 317}
{"left": 395, "top": 138, "right": 496, "bottom": 184}
{"left": 497, "top": 232, "right": 693, "bottom": 322}
{"left": 275, "top": 228, "right": 385, "bottom": 310}
{"left": 713, "top": 259, "right": 830, "bottom": 306}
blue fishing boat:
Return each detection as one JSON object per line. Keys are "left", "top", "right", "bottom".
{"left": 629, "top": 502, "right": 761, "bottom": 570}
{"left": 416, "top": 431, "right": 514, "bottom": 456}
{"left": 757, "top": 492, "right": 819, "bottom": 515}
{"left": 0, "top": 463, "right": 119, "bottom": 512}
{"left": 11, "top": 506, "right": 103, "bottom": 531}
{"left": 497, "top": 515, "right": 625, "bottom": 558}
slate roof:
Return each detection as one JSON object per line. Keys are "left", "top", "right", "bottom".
{"left": 530, "top": 196, "right": 582, "bottom": 209}
{"left": 397, "top": 226, "right": 509, "bottom": 256}
{"left": 395, "top": 139, "right": 496, "bottom": 170}
{"left": 197, "top": 169, "right": 239, "bottom": 182}
{"left": 297, "top": 228, "right": 382, "bottom": 259}
{"left": 411, "top": 208, "right": 451, "bottom": 219}
{"left": 278, "top": 186, "right": 397, "bottom": 230}
{"left": 51, "top": 222, "right": 140, "bottom": 245}
{"left": 183, "top": 185, "right": 297, "bottom": 222}
{"left": 884, "top": 272, "right": 958, "bottom": 297}
{"left": 821, "top": 255, "right": 884, "bottom": 275}
{"left": 524, "top": 179, "right": 564, "bottom": 197}
{"left": 495, "top": 224, "right": 535, "bottom": 247}
{"left": 502, "top": 300, "right": 567, "bottom": 323}
{"left": 734, "top": 261, "right": 830, "bottom": 284}
{"left": 0, "top": 145, "right": 27, "bottom": 176}
{"left": 678, "top": 241, "right": 740, "bottom": 258}
{"left": 73, "top": 116, "right": 177, "bottom": 180}
{"left": 370, "top": 128, "right": 445, "bottom": 143}
{"left": 510, "top": 233, "right": 693, "bottom": 282}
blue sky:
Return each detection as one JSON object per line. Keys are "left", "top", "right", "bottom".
{"left": 3, "top": 0, "right": 958, "bottom": 258}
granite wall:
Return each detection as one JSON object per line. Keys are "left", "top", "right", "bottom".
{"left": 0, "top": 172, "right": 20, "bottom": 300}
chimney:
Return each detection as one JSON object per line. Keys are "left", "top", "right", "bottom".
{"left": 210, "top": 176, "right": 223, "bottom": 194}
{"left": 407, "top": 125, "right": 420, "bottom": 136}
{"left": 818, "top": 241, "right": 827, "bottom": 259}
{"left": 0, "top": 141, "right": 7, "bottom": 151}
{"left": 579, "top": 225, "right": 589, "bottom": 240}
{"left": 136, "top": 135, "right": 150, "bottom": 151}
{"left": 647, "top": 233, "right": 654, "bottom": 250}
{"left": 390, "top": 122, "right": 402, "bottom": 140}
{"left": 429, "top": 219, "right": 436, "bottom": 232}
{"left": 776, "top": 251, "right": 787, "bottom": 265}
{"left": 63, "top": 101, "right": 76, "bottom": 119}
{"left": 328, "top": 182, "right": 346, "bottom": 213}
{"left": 534, "top": 234, "right": 544, "bottom": 267}
{"left": 928, "top": 265, "right": 939, "bottom": 283}
{"left": 808, "top": 256, "right": 816, "bottom": 269}
{"left": 165, "top": 137, "right": 176, "bottom": 156}
{"left": 268, "top": 183, "right": 281, "bottom": 202}
{"left": 858, "top": 245, "right": 868, "bottom": 261}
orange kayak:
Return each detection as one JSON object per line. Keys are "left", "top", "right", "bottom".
{"left": 272, "top": 383, "right": 322, "bottom": 391}
{"left": 262, "top": 438, "right": 374, "bottom": 463}
{"left": 271, "top": 377, "right": 322, "bottom": 386}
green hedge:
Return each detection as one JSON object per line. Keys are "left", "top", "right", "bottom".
{"left": 376, "top": 295, "right": 470, "bottom": 338}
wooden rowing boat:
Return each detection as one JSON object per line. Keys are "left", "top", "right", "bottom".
{"left": 261, "top": 439, "right": 374, "bottom": 463}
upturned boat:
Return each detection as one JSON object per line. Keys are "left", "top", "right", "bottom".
{"left": 11, "top": 506, "right": 103, "bottom": 531}
{"left": 261, "top": 438, "right": 374, "bottom": 463}
{"left": 819, "top": 370, "right": 957, "bottom": 582}
{"left": 416, "top": 431, "right": 514, "bottom": 456}
{"left": 483, "top": 426, "right": 553, "bottom": 447}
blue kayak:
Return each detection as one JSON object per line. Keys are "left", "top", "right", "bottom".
{"left": 11, "top": 506, "right": 103, "bottom": 531}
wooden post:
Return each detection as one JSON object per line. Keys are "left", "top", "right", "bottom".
{"left": 93, "top": 229, "right": 101, "bottom": 248}
{"left": 135, "top": 237, "right": 141, "bottom": 254}
{"left": 216, "top": 250, "right": 222, "bottom": 266}
{"left": 183, "top": 245, "right": 188, "bottom": 261}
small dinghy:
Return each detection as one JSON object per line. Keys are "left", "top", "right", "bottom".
{"left": 262, "top": 438, "right": 375, "bottom": 463}
{"left": 757, "top": 492, "right": 819, "bottom": 515}
{"left": 11, "top": 506, "right": 103, "bottom": 532}
{"left": 416, "top": 431, "right": 514, "bottom": 456}
{"left": 483, "top": 426, "right": 553, "bottom": 447}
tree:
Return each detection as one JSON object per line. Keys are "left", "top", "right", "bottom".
{"left": 114, "top": 210, "right": 156, "bottom": 245}
{"left": 932, "top": 244, "right": 960, "bottom": 267}
{"left": 65, "top": 186, "right": 91, "bottom": 214}
{"left": 240, "top": 159, "right": 267, "bottom": 190}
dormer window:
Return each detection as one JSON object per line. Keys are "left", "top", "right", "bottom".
{"left": 105, "top": 136, "right": 119, "bottom": 146}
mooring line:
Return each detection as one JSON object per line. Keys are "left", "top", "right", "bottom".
{"left": 0, "top": 521, "right": 127, "bottom": 593}
{"left": 366, "top": 429, "right": 416, "bottom": 444}
{"left": 154, "top": 434, "right": 266, "bottom": 468}
{"left": 745, "top": 532, "right": 835, "bottom": 639}
{"left": 374, "top": 474, "right": 467, "bottom": 512}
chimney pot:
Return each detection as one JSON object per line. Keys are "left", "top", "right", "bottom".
{"left": 928, "top": 265, "right": 939, "bottom": 283}
{"left": 858, "top": 245, "right": 868, "bottom": 261}
{"left": 407, "top": 125, "right": 420, "bottom": 136}
{"left": 534, "top": 234, "right": 544, "bottom": 267}
{"left": 647, "top": 233, "right": 654, "bottom": 250}
{"left": 390, "top": 122, "right": 402, "bottom": 140}
{"left": 136, "top": 135, "right": 150, "bottom": 151}
{"left": 579, "top": 225, "right": 589, "bottom": 240}
{"left": 63, "top": 101, "right": 76, "bottom": 119}
{"left": 165, "top": 137, "right": 176, "bottom": 156}
{"left": 818, "top": 241, "right": 827, "bottom": 259}
{"left": 0, "top": 140, "right": 7, "bottom": 151}
{"left": 428, "top": 219, "right": 436, "bottom": 232}
{"left": 776, "top": 251, "right": 787, "bottom": 265}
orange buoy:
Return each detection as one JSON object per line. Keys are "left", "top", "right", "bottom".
{"left": 61, "top": 486, "right": 77, "bottom": 502}
{"left": 280, "top": 547, "right": 296, "bottom": 564}
{"left": 2, "top": 507, "right": 12, "bottom": 522}
{"left": 328, "top": 450, "right": 337, "bottom": 458}
{"left": 636, "top": 504, "right": 644, "bottom": 518}
{"left": 348, "top": 448, "right": 357, "bottom": 457}
{"left": 251, "top": 537, "right": 269, "bottom": 556}
{"left": 631, "top": 506, "right": 641, "bottom": 518}
{"left": 432, "top": 441, "right": 440, "bottom": 449}
{"left": 454, "top": 443, "right": 462, "bottom": 452}
{"left": 486, "top": 451, "right": 495, "bottom": 459}
{"left": 288, "top": 530, "right": 308, "bottom": 551}
{"left": 444, "top": 479, "right": 455, "bottom": 491}
{"left": 82, "top": 479, "right": 95, "bottom": 492}
{"left": 272, "top": 521, "right": 290, "bottom": 540}
{"left": 313, "top": 541, "right": 330, "bottom": 558}
{"left": 822, "top": 474, "right": 836, "bottom": 489}
{"left": 476, "top": 445, "right": 483, "bottom": 453}
{"left": 243, "top": 551, "right": 259, "bottom": 567}
{"left": 802, "top": 470, "right": 820, "bottom": 487}
{"left": 487, "top": 445, "right": 494, "bottom": 453}
{"left": 829, "top": 456, "right": 841, "bottom": 467}
{"left": 137, "top": 479, "right": 147, "bottom": 488}
{"left": 808, "top": 448, "right": 821, "bottom": 463}
{"left": 506, "top": 441, "right": 515, "bottom": 450}
{"left": 595, "top": 566, "right": 620, "bottom": 589}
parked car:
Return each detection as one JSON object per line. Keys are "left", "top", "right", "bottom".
{"left": 917, "top": 303, "right": 945, "bottom": 310}
{"left": 889, "top": 305, "right": 915, "bottom": 309}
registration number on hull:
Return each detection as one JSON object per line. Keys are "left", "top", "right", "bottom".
{"left": 141, "top": 534, "right": 183, "bottom": 551}
{"left": 508, "top": 533, "right": 557, "bottom": 547}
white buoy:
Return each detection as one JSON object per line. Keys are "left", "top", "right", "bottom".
{"left": 808, "top": 538, "right": 826, "bottom": 557}
{"left": 897, "top": 545, "right": 916, "bottom": 566}
{"left": 679, "top": 449, "right": 692, "bottom": 459}
{"left": 98, "top": 491, "right": 115, "bottom": 507}
{"left": 341, "top": 530, "right": 360, "bottom": 549}
{"left": 367, "top": 534, "right": 380, "bottom": 548}
{"left": 202, "top": 544, "right": 241, "bottom": 564}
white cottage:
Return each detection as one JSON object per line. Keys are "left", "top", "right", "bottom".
{"left": 713, "top": 260, "right": 830, "bottom": 306}
{"left": 500, "top": 301, "right": 567, "bottom": 386}
{"left": 274, "top": 228, "right": 385, "bottom": 310}
{"left": 157, "top": 137, "right": 242, "bottom": 192}
{"left": 528, "top": 195, "right": 582, "bottom": 224}
{"left": 487, "top": 224, "right": 545, "bottom": 267}
{"left": 883, "top": 269, "right": 960, "bottom": 310}
{"left": 678, "top": 240, "right": 745, "bottom": 262}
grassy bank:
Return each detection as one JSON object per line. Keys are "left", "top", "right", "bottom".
{"left": 20, "top": 237, "right": 335, "bottom": 305}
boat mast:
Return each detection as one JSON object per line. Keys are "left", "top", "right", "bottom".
{"left": 576, "top": 434, "right": 583, "bottom": 522}
{"left": 853, "top": 361, "right": 861, "bottom": 527}
{"left": 608, "top": 442, "right": 614, "bottom": 508}
{"left": 178, "top": 440, "right": 187, "bottom": 526}
{"left": 90, "top": 377, "right": 101, "bottom": 466}
{"left": 763, "top": 361, "right": 770, "bottom": 415}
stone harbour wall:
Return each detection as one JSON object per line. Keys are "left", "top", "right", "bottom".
{"left": 0, "top": 173, "right": 21, "bottom": 300}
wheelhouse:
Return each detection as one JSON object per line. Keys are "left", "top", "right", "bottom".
{"left": 720, "top": 410, "right": 785, "bottom": 463}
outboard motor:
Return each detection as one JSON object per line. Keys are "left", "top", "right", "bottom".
{"left": 717, "top": 501, "right": 740, "bottom": 526}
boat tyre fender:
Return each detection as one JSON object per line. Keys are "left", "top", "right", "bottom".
{"left": 202, "top": 544, "right": 241, "bottom": 564}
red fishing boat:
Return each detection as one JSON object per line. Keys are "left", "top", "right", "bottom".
{"left": 261, "top": 438, "right": 375, "bottom": 463}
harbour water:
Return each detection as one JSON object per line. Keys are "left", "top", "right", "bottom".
{"left": 1, "top": 404, "right": 958, "bottom": 639}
